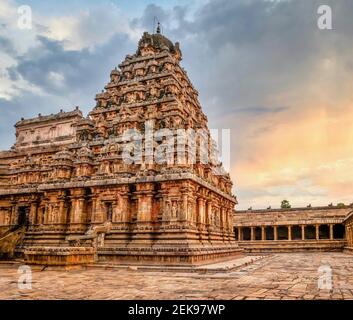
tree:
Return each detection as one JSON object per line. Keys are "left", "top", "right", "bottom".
{"left": 281, "top": 200, "right": 291, "bottom": 209}
{"left": 337, "top": 203, "right": 346, "bottom": 208}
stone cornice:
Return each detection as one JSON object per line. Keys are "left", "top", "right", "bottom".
{"left": 235, "top": 206, "right": 353, "bottom": 214}
{"left": 15, "top": 109, "right": 83, "bottom": 127}
{"left": 0, "top": 173, "right": 236, "bottom": 202}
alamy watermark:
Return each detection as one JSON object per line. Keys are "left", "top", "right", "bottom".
{"left": 17, "top": 5, "right": 32, "bottom": 30}
{"left": 112, "top": 121, "right": 230, "bottom": 175}
{"left": 317, "top": 4, "right": 333, "bottom": 30}
{"left": 318, "top": 264, "right": 332, "bottom": 290}
{"left": 17, "top": 265, "right": 32, "bottom": 290}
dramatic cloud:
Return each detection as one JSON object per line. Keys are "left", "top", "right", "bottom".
{"left": 1, "top": 0, "right": 353, "bottom": 209}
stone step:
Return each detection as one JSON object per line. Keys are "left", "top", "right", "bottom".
{"left": 84, "top": 255, "right": 269, "bottom": 273}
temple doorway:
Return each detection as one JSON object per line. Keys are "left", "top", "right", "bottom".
{"left": 17, "top": 207, "right": 29, "bottom": 227}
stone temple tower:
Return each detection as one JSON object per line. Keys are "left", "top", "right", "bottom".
{"left": 0, "top": 29, "right": 241, "bottom": 265}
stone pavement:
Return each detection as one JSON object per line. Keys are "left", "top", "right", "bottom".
{"left": 1, "top": 252, "right": 353, "bottom": 300}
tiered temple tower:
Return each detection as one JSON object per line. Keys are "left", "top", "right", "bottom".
{"left": 0, "top": 30, "right": 241, "bottom": 265}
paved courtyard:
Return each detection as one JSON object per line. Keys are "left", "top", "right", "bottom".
{"left": 1, "top": 252, "right": 353, "bottom": 300}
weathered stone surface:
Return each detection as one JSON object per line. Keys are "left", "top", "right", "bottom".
{"left": 1, "top": 253, "right": 352, "bottom": 300}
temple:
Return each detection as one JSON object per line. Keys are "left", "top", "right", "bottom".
{"left": 2, "top": 30, "right": 352, "bottom": 267}
{"left": 0, "top": 30, "right": 240, "bottom": 265}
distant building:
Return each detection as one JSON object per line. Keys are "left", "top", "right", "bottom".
{"left": 234, "top": 205, "right": 353, "bottom": 252}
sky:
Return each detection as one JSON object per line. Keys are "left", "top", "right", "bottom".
{"left": 0, "top": 0, "right": 353, "bottom": 209}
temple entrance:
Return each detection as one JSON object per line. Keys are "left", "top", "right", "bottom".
{"left": 305, "top": 225, "right": 316, "bottom": 239}
{"left": 265, "top": 226, "right": 274, "bottom": 240}
{"left": 17, "top": 207, "right": 29, "bottom": 227}
{"left": 105, "top": 202, "right": 113, "bottom": 222}
{"left": 333, "top": 224, "right": 345, "bottom": 239}
{"left": 255, "top": 227, "right": 262, "bottom": 240}
{"left": 242, "top": 227, "right": 251, "bottom": 240}
{"left": 278, "top": 226, "right": 288, "bottom": 240}
{"left": 319, "top": 225, "right": 330, "bottom": 239}
{"left": 292, "top": 225, "right": 302, "bottom": 240}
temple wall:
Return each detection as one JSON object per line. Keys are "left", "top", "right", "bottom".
{"left": 0, "top": 179, "right": 235, "bottom": 255}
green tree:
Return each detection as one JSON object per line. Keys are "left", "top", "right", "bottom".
{"left": 281, "top": 199, "right": 291, "bottom": 209}
{"left": 337, "top": 203, "right": 346, "bottom": 208}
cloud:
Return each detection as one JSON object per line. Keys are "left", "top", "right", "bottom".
{"left": 42, "top": 4, "right": 141, "bottom": 50}
{"left": 1, "top": 0, "right": 353, "bottom": 209}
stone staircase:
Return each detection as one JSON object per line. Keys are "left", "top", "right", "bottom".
{"left": 0, "top": 227, "right": 26, "bottom": 259}
{"left": 23, "top": 222, "right": 112, "bottom": 266}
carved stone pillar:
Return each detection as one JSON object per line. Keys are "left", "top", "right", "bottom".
{"left": 136, "top": 194, "right": 153, "bottom": 222}
{"left": 69, "top": 189, "right": 86, "bottom": 224}
{"left": 301, "top": 225, "right": 305, "bottom": 240}
{"left": 315, "top": 224, "right": 319, "bottom": 240}
{"left": 250, "top": 227, "right": 255, "bottom": 241}
{"left": 120, "top": 194, "right": 130, "bottom": 222}
{"left": 238, "top": 227, "right": 242, "bottom": 241}
{"left": 206, "top": 200, "right": 212, "bottom": 228}
{"left": 274, "top": 226, "right": 278, "bottom": 241}
{"left": 29, "top": 202, "right": 37, "bottom": 225}
{"left": 197, "top": 197, "right": 204, "bottom": 226}
{"left": 226, "top": 209, "right": 232, "bottom": 233}
{"left": 261, "top": 226, "right": 265, "bottom": 240}
{"left": 288, "top": 225, "right": 292, "bottom": 241}
{"left": 91, "top": 196, "right": 103, "bottom": 223}
{"left": 329, "top": 224, "right": 334, "bottom": 240}
{"left": 182, "top": 193, "right": 188, "bottom": 221}
{"left": 136, "top": 184, "right": 154, "bottom": 222}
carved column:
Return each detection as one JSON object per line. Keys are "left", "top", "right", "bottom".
{"left": 315, "top": 224, "right": 320, "bottom": 240}
{"left": 29, "top": 202, "right": 37, "bottom": 225}
{"left": 206, "top": 200, "right": 212, "bottom": 228}
{"left": 91, "top": 196, "right": 103, "bottom": 223}
{"left": 261, "top": 226, "right": 265, "bottom": 240}
{"left": 274, "top": 226, "right": 278, "bottom": 241}
{"left": 238, "top": 227, "right": 242, "bottom": 241}
{"left": 288, "top": 225, "right": 292, "bottom": 241}
{"left": 136, "top": 194, "right": 153, "bottom": 221}
{"left": 228, "top": 209, "right": 233, "bottom": 236}
{"left": 329, "top": 224, "right": 334, "bottom": 240}
{"left": 69, "top": 189, "right": 86, "bottom": 226}
{"left": 197, "top": 197, "right": 205, "bottom": 226}
{"left": 250, "top": 227, "right": 255, "bottom": 241}
{"left": 136, "top": 184, "right": 154, "bottom": 222}
{"left": 121, "top": 194, "right": 130, "bottom": 223}
{"left": 301, "top": 225, "right": 305, "bottom": 240}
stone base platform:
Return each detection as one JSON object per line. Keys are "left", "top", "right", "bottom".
{"left": 97, "top": 244, "right": 243, "bottom": 266}
{"left": 237, "top": 240, "right": 346, "bottom": 253}
{"left": 24, "top": 247, "right": 95, "bottom": 266}
{"left": 87, "top": 254, "right": 266, "bottom": 273}
{"left": 21, "top": 243, "right": 242, "bottom": 267}
{"left": 343, "top": 246, "right": 353, "bottom": 254}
